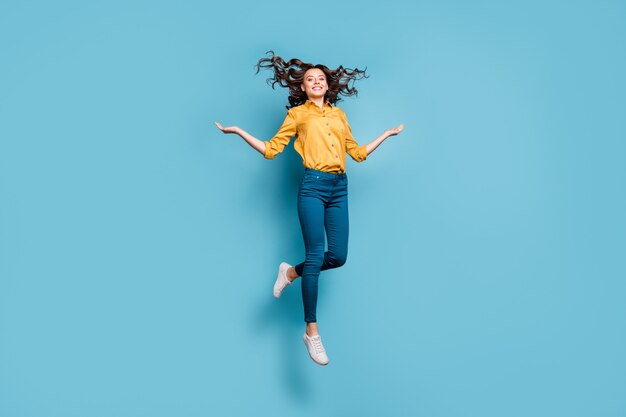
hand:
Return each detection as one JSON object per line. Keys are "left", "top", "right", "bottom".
{"left": 384, "top": 123, "right": 404, "bottom": 138}
{"left": 214, "top": 121, "right": 240, "bottom": 135}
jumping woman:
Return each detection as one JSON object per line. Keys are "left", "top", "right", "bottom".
{"left": 214, "top": 51, "right": 404, "bottom": 366}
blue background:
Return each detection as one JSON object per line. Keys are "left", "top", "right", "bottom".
{"left": 1, "top": 1, "right": 625, "bottom": 416}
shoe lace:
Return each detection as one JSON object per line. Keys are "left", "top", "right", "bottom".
{"left": 311, "top": 336, "right": 325, "bottom": 354}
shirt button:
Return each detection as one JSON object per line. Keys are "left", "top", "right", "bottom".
{"left": 331, "top": 144, "right": 334, "bottom": 147}
{"left": 328, "top": 133, "right": 331, "bottom": 136}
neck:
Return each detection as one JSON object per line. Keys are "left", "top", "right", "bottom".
{"left": 308, "top": 97, "right": 325, "bottom": 109}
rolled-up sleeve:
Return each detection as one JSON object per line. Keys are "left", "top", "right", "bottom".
{"left": 341, "top": 111, "right": 367, "bottom": 162}
{"left": 264, "top": 110, "right": 297, "bottom": 159}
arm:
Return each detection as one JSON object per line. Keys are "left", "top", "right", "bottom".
{"left": 214, "top": 109, "right": 296, "bottom": 159}
{"left": 214, "top": 122, "right": 266, "bottom": 155}
{"left": 365, "top": 123, "right": 405, "bottom": 156}
{"left": 342, "top": 109, "right": 405, "bottom": 161}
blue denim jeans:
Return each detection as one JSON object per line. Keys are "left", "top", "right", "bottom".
{"left": 293, "top": 168, "right": 349, "bottom": 323}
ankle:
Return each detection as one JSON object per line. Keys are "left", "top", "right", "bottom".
{"left": 287, "top": 267, "right": 299, "bottom": 282}
{"left": 306, "top": 323, "right": 319, "bottom": 336}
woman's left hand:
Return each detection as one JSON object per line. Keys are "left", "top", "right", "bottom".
{"left": 384, "top": 123, "right": 405, "bottom": 138}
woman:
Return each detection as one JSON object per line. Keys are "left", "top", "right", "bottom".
{"left": 214, "top": 51, "right": 404, "bottom": 365}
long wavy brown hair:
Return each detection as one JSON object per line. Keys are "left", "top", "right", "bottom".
{"left": 255, "top": 50, "right": 369, "bottom": 109}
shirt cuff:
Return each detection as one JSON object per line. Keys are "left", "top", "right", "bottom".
{"left": 263, "top": 141, "right": 275, "bottom": 159}
{"left": 357, "top": 145, "right": 368, "bottom": 162}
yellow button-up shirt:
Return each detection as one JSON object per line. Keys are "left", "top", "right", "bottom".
{"left": 263, "top": 99, "right": 367, "bottom": 173}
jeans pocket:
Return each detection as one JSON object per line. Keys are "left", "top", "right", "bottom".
{"left": 302, "top": 173, "right": 320, "bottom": 184}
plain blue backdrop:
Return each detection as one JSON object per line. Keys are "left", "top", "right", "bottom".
{"left": 1, "top": 1, "right": 625, "bottom": 416}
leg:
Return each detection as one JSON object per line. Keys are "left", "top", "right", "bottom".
{"left": 291, "top": 181, "right": 349, "bottom": 277}
{"left": 297, "top": 188, "right": 326, "bottom": 325}
{"left": 320, "top": 181, "right": 349, "bottom": 271}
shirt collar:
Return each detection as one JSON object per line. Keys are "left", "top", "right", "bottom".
{"left": 305, "top": 99, "right": 333, "bottom": 109}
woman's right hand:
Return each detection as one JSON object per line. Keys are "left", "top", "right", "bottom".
{"left": 214, "top": 121, "right": 240, "bottom": 135}
{"left": 213, "top": 122, "right": 266, "bottom": 156}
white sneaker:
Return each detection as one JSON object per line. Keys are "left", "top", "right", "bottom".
{"left": 303, "top": 333, "right": 329, "bottom": 365}
{"left": 273, "top": 262, "right": 292, "bottom": 298}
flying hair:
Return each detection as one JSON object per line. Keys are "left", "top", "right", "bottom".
{"left": 255, "top": 50, "right": 369, "bottom": 109}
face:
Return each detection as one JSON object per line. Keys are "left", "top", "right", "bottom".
{"left": 301, "top": 68, "right": 328, "bottom": 100}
